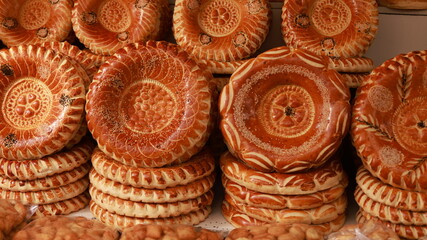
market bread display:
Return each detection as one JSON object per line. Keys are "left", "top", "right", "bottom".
{"left": 0, "top": 0, "right": 73, "bottom": 47}
{"left": 72, "top": 0, "right": 171, "bottom": 55}
{"left": 173, "top": 0, "right": 271, "bottom": 74}
{"left": 352, "top": 50, "right": 427, "bottom": 239}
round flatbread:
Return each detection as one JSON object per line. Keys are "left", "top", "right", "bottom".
{"left": 355, "top": 186, "right": 427, "bottom": 226}
{"left": 12, "top": 215, "right": 119, "bottom": 240}
{"left": 173, "top": 0, "right": 271, "bottom": 62}
{"left": 0, "top": 45, "right": 86, "bottom": 160}
{"left": 0, "top": 162, "right": 90, "bottom": 191}
{"left": 352, "top": 50, "right": 427, "bottom": 192}
{"left": 0, "top": 0, "right": 72, "bottom": 47}
{"left": 225, "top": 193, "right": 347, "bottom": 224}
{"left": 91, "top": 147, "right": 215, "bottom": 189}
{"left": 90, "top": 169, "right": 215, "bottom": 203}
{"left": 223, "top": 175, "right": 348, "bottom": 210}
{"left": 220, "top": 151, "right": 345, "bottom": 195}
{"left": 0, "top": 177, "right": 89, "bottom": 205}
{"left": 219, "top": 46, "right": 350, "bottom": 172}
{"left": 357, "top": 209, "right": 427, "bottom": 240}
{"left": 32, "top": 191, "right": 90, "bottom": 218}
{"left": 356, "top": 167, "right": 427, "bottom": 211}
{"left": 72, "top": 0, "right": 170, "bottom": 55}
{"left": 281, "top": 0, "right": 378, "bottom": 57}
{"left": 90, "top": 186, "right": 214, "bottom": 218}
{"left": 86, "top": 41, "right": 214, "bottom": 168}
{"left": 0, "top": 137, "right": 94, "bottom": 180}
{"left": 221, "top": 200, "right": 346, "bottom": 234}
{"left": 90, "top": 201, "right": 212, "bottom": 230}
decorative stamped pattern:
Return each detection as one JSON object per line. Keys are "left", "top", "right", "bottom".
{"left": 352, "top": 51, "right": 427, "bottom": 192}
{"left": 282, "top": 0, "right": 378, "bottom": 57}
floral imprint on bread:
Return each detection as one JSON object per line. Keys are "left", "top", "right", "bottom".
{"left": 36, "top": 27, "right": 49, "bottom": 38}
{"left": 2, "top": 78, "right": 52, "bottom": 130}
{"left": 98, "top": 0, "right": 131, "bottom": 33}
{"left": 119, "top": 79, "right": 178, "bottom": 134}
{"left": 1, "top": 17, "right": 17, "bottom": 30}
{"left": 392, "top": 97, "right": 427, "bottom": 155}
{"left": 310, "top": 0, "right": 351, "bottom": 37}
{"left": 379, "top": 146, "right": 403, "bottom": 167}
{"left": 82, "top": 12, "right": 97, "bottom": 25}
{"left": 18, "top": 0, "right": 51, "bottom": 30}
{"left": 368, "top": 85, "right": 393, "bottom": 112}
{"left": 295, "top": 14, "right": 310, "bottom": 28}
{"left": 135, "top": 0, "right": 150, "bottom": 9}
{"left": 198, "top": 0, "right": 241, "bottom": 37}
{"left": 233, "top": 31, "right": 247, "bottom": 47}
{"left": 258, "top": 85, "right": 315, "bottom": 138}
{"left": 247, "top": 0, "right": 262, "bottom": 14}
{"left": 199, "top": 33, "right": 212, "bottom": 45}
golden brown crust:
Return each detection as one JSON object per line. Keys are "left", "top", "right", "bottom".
{"left": 219, "top": 47, "right": 350, "bottom": 172}
{"left": 355, "top": 186, "right": 427, "bottom": 225}
{"left": 120, "top": 224, "right": 222, "bottom": 240}
{"left": 197, "top": 59, "right": 250, "bottom": 75}
{"left": 282, "top": 0, "right": 378, "bottom": 57}
{"left": 0, "top": 199, "right": 27, "bottom": 237}
{"left": 356, "top": 167, "right": 427, "bottom": 211}
{"left": 90, "top": 169, "right": 215, "bottom": 203}
{"left": 220, "top": 151, "right": 345, "bottom": 195}
{"left": 0, "top": 138, "right": 94, "bottom": 180}
{"left": 339, "top": 73, "right": 369, "bottom": 88}
{"left": 12, "top": 215, "right": 119, "bottom": 240}
{"left": 0, "top": 0, "right": 73, "bottom": 47}
{"left": 357, "top": 209, "right": 427, "bottom": 239}
{"left": 90, "top": 201, "right": 212, "bottom": 230}
{"left": 89, "top": 186, "right": 214, "bottom": 218}
{"left": 0, "top": 45, "right": 86, "bottom": 160}
{"left": 86, "top": 41, "right": 214, "bottom": 168}
{"left": 0, "top": 177, "right": 89, "bottom": 205}
{"left": 327, "top": 57, "right": 374, "bottom": 73}
{"left": 222, "top": 200, "right": 345, "bottom": 234}
{"left": 72, "top": 0, "right": 170, "bottom": 55}
{"left": 225, "top": 193, "right": 347, "bottom": 224}
{"left": 31, "top": 191, "right": 90, "bottom": 218}
{"left": 223, "top": 175, "right": 348, "bottom": 210}
{"left": 327, "top": 220, "right": 400, "bottom": 240}
{"left": 91, "top": 147, "right": 215, "bottom": 189}
{"left": 173, "top": 0, "right": 271, "bottom": 62}
{"left": 352, "top": 51, "right": 427, "bottom": 191}
{"left": 0, "top": 162, "right": 90, "bottom": 191}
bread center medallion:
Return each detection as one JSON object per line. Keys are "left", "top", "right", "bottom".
{"left": 392, "top": 97, "right": 427, "bottom": 155}
{"left": 198, "top": 0, "right": 241, "bottom": 37}
{"left": 98, "top": 0, "right": 131, "bottom": 33}
{"left": 18, "top": 0, "right": 52, "bottom": 30}
{"left": 120, "top": 79, "right": 178, "bottom": 134}
{"left": 2, "top": 77, "right": 52, "bottom": 130}
{"left": 310, "top": 0, "right": 351, "bottom": 37}
{"left": 259, "top": 85, "right": 315, "bottom": 138}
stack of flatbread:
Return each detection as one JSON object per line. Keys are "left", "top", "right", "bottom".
{"left": 219, "top": 46, "right": 351, "bottom": 234}
{"left": 0, "top": 44, "right": 94, "bottom": 218}
{"left": 85, "top": 40, "right": 216, "bottom": 230}
{"left": 352, "top": 51, "right": 427, "bottom": 239}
